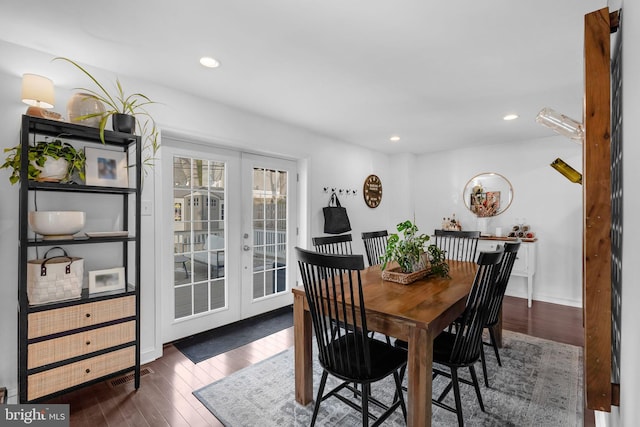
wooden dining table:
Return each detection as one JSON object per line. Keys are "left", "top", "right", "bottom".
{"left": 292, "top": 260, "right": 480, "bottom": 427}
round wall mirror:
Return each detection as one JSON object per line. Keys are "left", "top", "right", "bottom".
{"left": 463, "top": 172, "right": 513, "bottom": 217}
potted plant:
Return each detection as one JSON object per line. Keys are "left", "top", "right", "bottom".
{"left": 54, "top": 57, "right": 159, "bottom": 173}
{"left": 380, "top": 220, "right": 449, "bottom": 284}
{"left": 2, "top": 137, "right": 85, "bottom": 184}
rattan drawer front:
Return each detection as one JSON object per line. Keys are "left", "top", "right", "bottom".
{"left": 27, "top": 321, "right": 135, "bottom": 369}
{"left": 28, "top": 296, "right": 135, "bottom": 339}
{"left": 27, "top": 346, "right": 135, "bottom": 401}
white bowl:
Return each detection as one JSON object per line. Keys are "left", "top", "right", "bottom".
{"left": 28, "top": 211, "right": 86, "bottom": 240}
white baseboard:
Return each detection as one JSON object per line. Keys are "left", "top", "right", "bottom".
{"left": 505, "top": 289, "right": 582, "bottom": 308}
{"left": 141, "top": 345, "right": 162, "bottom": 365}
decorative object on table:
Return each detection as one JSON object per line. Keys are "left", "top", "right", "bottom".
{"left": 322, "top": 191, "right": 351, "bottom": 234}
{"left": 509, "top": 221, "right": 536, "bottom": 239}
{"left": 28, "top": 211, "right": 86, "bottom": 240}
{"left": 89, "top": 266, "right": 126, "bottom": 294}
{"left": 362, "top": 174, "right": 382, "bottom": 208}
{"left": 26, "top": 246, "right": 83, "bottom": 305}
{"left": 441, "top": 214, "right": 462, "bottom": 231}
{"left": 1, "top": 137, "right": 86, "bottom": 184}
{"left": 66, "top": 92, "right": 106, "bottom": 128}
{"left": 21, "top": 73, "right": 62, "bottom": 120}
{"left": 84, "top": 146, "right": 129, "bottom": 188}
{"left": 54, "top": 57, "right": 159, "bottom": 173}
{"left": 463, "top": 172, "right": 513, "bottom": 217}
{"left": 380, "top": 220, "right": 449, "bottom": 284}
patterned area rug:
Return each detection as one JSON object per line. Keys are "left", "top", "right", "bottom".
{"left": 194, "top": 331, "right": 583, "bottom": 426}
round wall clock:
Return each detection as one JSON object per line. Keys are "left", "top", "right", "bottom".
{"left": 363, "top": 174, "right": 382, "bottom": 208}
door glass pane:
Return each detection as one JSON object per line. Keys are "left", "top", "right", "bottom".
{"left": 251, "top": 167, "right": 288, "bottom": 299}
{"left": 173, "top": 156, "right": 226, "bottom": 320}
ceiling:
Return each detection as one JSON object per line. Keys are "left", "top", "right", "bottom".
{"left": 0, "top": 0, "right": 605, "bottom": 154}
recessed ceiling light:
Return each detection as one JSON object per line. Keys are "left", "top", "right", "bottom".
{"left": 200, "top": 57, "right": 221, "bottom": 68}
{"left": 389, "top": 135, "right": 401, "bottom": 142}
{"left": 503, "top": 114, "right": 519, "bottom": 121}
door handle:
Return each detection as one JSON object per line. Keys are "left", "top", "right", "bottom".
{"left": 243, "top": 245, "right": 251, "bottom": 251}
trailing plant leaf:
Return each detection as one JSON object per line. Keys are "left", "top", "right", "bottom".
{"left": 427, "top": 244, "right": 450, "bottom": 278}
{"left": 1, "top": 137, "right": 85, "bottom": 184}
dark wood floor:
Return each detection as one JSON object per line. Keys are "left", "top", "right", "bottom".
{"left": 45, "top": 296, "right": 592, "bottom": 426}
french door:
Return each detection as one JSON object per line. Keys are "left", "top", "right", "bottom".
{"left": 240, "top": 153, "right": 296, "bottom": 318}
{"left": 161, "top": 140, "right": 296, "bottom": 343}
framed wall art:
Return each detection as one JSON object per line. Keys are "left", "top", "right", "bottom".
{"left": 89, "top": 267, "right": 126, "bottom": 294}
{"left": 85, "top": 147, "right": 129, "bottom": 188}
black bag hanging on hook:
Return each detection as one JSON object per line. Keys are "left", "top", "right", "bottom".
{"left": 323, "top": 192, "right": 352, "bottom": 234}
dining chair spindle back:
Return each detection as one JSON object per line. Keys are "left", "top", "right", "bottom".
{"left": 361, "top": 230, "right": 389, "bottom": 266}
{"left": 295, "top": 247, "right": 408, "bottom": 426}
{"left": 434, "top": 229, "right": 481, "bottom": 262}
{"left": 479, "top": 240, "right": 521, "bottom": 386}
{"left": 312, "top": 234, "right": 353, "bottom": 255}
{"left": 431, "top": 249, "right": 503, "bottom": 426}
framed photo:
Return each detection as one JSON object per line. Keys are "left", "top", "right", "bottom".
{"left": 85, "top": 147, "right": 129, "bottom": 188}
{"left": 89, "top": 267, "right": 126, "bottom": 294}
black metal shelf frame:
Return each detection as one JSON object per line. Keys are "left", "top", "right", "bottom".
{"left": 17, "top": 115, "right": 142, "bottom": 403}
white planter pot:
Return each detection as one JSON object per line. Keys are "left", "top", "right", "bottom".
{"left": 34, "top": 157, "right": 69, "bottom": 182}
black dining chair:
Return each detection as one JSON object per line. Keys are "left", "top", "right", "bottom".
{"left": 478, "top": 240, "right": 521, "bottom": 387}
{"left": 434, "top": 229, "right": 481, "bottom": 262}
{"left": 295, "top": 247, "right": 408, "bottom": 426}
{"left": 361, "top": 230, "right": 389, "bottom": 266}
{"left": 396, "top": 249, "right": 504, "bottom": 427}
{"left": 312, "top": 234, "right": 353, "bottom": 255}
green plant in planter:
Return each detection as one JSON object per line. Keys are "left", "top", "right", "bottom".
{"left": 54, "top": 57, "right": 159, "bottom": 174}
{"left": 426, "top": 243, "right": 450, "bottom": 278}
{"left": 1, "top": 138, "right": 85, "bottom": 184}
{"left": 381, "top": 220, "right": 431, "bottom": 273}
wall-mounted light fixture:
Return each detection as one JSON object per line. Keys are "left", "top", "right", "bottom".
{"left": 536, "top": 107, "right": 584, "bottom": 142}
{"left": 550, "top": 158, "right": 582, "bottom": 184}
{"left": 21, "top": 73, "right": 55, "bottom": 117}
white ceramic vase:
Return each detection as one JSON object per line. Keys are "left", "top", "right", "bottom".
{"left": 67, "top": 93, "right": 105, "bottom": 127}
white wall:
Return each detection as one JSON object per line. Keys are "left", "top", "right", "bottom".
{"left": 413, "top": 137, "right": 583, "bottom": 305}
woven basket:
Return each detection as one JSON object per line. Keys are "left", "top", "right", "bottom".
{"left": 381, "top": 267, "right": 430, "bottom": 285}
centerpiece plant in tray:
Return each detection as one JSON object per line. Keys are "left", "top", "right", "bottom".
{"left": 380, "top": 220, "right": 449, "bottom": 284}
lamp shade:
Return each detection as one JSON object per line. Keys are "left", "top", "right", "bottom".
{"left": 536, "top": 107, "right": 583, "bottom": 142}
{"left": 21, "top": 74, "right": 54, "bottom": 108}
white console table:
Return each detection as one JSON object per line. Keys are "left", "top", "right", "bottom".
{"left": 477, "top": 237, "right": 537, "bottom": 307}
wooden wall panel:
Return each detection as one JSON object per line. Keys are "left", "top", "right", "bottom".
{"left": 583, "top": 7, "right": 612, "bottom": 412}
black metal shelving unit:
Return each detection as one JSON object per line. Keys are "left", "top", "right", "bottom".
{"left": 17, "top": 115, "right": 141, "bottom": 403}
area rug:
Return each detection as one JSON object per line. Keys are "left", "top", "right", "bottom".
{"left": 174, "top": 305, "right": 293, "bottom": 363}
{"left": 194, "top": 331, "right": 583, "bottom": 426}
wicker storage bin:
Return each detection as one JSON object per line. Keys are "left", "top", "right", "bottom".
{"left": 381, "top": 267, "right": 430, "bottom": 285}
